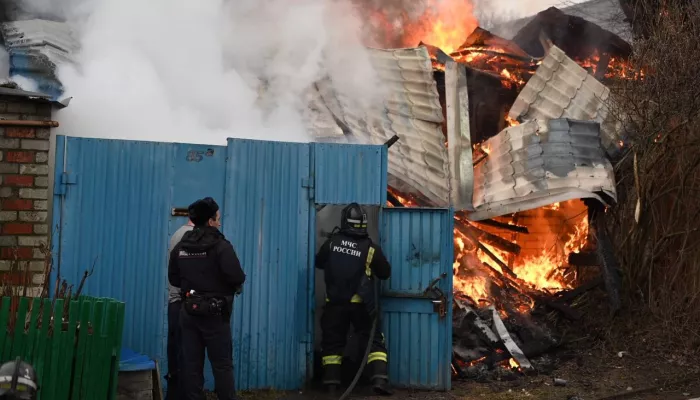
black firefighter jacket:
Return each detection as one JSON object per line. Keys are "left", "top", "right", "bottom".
{"left": 168, "top": 226, "right": 246, "bottom": 297}
{"left": 315, "top": 231, "right": 391, "bottom": 303}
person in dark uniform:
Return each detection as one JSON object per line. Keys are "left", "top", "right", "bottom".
{"left": 168, "top": 197, "right": 246, "bottom": 400}
{"left": 166, "top": 217, "right": 194, "bottom": 400}
{"left": 315, "top": 203, "right": 393, "bottom": 396}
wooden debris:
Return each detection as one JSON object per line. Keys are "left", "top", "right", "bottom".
{"left": 489, "top": 306, "right": 533, "bottom": 371}
{"left": 473, "top": 218, "right": 529, "bottom": 234}
{"left": 463, "top": 222, "right": 522, "bottom": 255}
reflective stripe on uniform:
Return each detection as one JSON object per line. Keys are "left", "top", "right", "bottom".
{"left": 322, "top": 355, "right": 343, "bottom": 366}
{"left": 367, "top": 352, "right": 387, "bottom": 364}
{"left": 365, "top": 247, "right": 375, "bottom": 276}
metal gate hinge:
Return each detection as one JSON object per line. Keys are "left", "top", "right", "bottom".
{"left": 55, "top": 172, "right": 77, "bottom": 196}
{"left": 301, "top": 177, "right": 314, "bottom": 200}
{"left": 301, "top": 177, "right": 314, "bottom": 188}
{"left": 61, "top": 172, "right": 77, "bottom": 185}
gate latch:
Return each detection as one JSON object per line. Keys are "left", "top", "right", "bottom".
{"left": 424, "top": 273, "right": 448, "bottom": 318}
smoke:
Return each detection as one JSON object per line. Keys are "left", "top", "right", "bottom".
{"left": 0, "top": 47, "right": 9, "bottom": 79}
{"left": 13, "top": 0, "right": 382, "bottom": 145}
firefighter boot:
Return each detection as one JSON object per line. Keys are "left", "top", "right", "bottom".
{"left": 372, "top": 377, "right": 393, "bottom": 396}
{"left": 368, "top": 355, "right": 392, "bottom": 396}
{"left": 322, "top": 358, "right": 342, "bottom": 398}
{"left": 326, "top": 384, "right": 337, "bottom": 398}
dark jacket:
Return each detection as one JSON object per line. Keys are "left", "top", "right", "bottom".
{"left": 168, "top": 226, "right": 246, "bottom": 297}
{"left": 315, "top": 231, "right": 391, "bottom": 303}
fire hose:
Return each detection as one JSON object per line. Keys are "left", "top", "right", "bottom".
{"left": 337, "top": 276, "right": 379, "bottom": 400}
{"left": 336, "top": 134, "right": 399, "bottom": 400}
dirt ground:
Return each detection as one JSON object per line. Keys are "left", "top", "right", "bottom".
{"left": 222, "top": 347, "right": 700, "bottom": 400}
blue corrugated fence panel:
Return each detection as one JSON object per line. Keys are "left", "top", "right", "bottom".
{"left": 380, "top": 207, "right": 453, "bottom": 390}
{"left": 313, "top": 143, "right": 387, "bottom": 205}
{"left": 165, "top": 143, "right": 228, "bottom": 391}
{"left": 224, "top": 138, "right": 312, "bottom": 390}
{"left": 52, "top": 136, "right": 175, "bottom": 362}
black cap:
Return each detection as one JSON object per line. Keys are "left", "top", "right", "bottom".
{"left": 188, "top": 197, "right": 219, "bottom": 226}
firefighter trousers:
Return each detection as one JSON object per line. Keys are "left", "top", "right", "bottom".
{"left": 180, "top": 308, "right": 237, "bottom": 400}
{"left": 320, "top": 303, "right": 389, "bottom": 386}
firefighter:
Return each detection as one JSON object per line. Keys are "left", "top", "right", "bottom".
{"left": 315, "top": 203, "right": 393, "bottom": 396}
{"left": 165, "top": 216, "right": 194, "bottom": 400}
{"left": 168, "top": 197, "right": 246, "bottom": 400}
{"left": 0, "top": 357, "right": 37, "bottom": 400}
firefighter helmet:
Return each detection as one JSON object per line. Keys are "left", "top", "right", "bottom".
{"left": 0, "top": 357, "right": 37, "bottom": 400}
{"left": 340, "top": 203, "right": 368, "bottom": 236}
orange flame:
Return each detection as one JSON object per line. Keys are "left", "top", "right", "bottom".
{"left": 403, "top": 0, "right": 479, "bottom": 54}
{"left": 453, "top": 200, "right": 590, "bottom": 309}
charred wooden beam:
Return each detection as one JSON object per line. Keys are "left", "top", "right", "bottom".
{"left": 537, "top": 298, "right": 582, "bottom": 321}
{"left": 458, "top": 220, "right": 521, "bottom": 255}
{"left": 473, "top": 153, "right": 488, "bottom": 167}
{"left": 554, "top": 277, "right": 603, "bottom": 303}
{"left": 386, "top": 192, "right": 404, "bottom": 207}
{"left": 462, "top": 228, "right": 518, "bottom": 279}
{"left": 451, "top": 48, "right": 538, "bottom": 64}
{"left": 568, "top": 251, "right": 600, "bottom": 266}
{"left": 595, "top": 52, "right": 612, "bottom": 80}
{"left": 473, "top": 219, "right": 529, "bottom": 234}
{"left": 483, "top": 338, "right": 560, "bottom": 366}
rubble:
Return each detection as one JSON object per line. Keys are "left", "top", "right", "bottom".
{"left": 303, "top": 2, "right": 634, "bottom": 384}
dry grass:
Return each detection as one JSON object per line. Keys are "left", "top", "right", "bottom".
{"left": 606, "top": 0, "right": 700, "bottom": 349}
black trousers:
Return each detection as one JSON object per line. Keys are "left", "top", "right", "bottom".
{"left": 320, "top": 303, "right": 388, "bottom": 386}
{"left": 180, "top": 308, "right": 237, "bottom": 400}
{"left": 166, "top": 302, "right": 183, "bottom": 400}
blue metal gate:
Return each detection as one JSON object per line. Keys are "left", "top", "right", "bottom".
{"left": 380, "top": 207, "right": 453, "bottom": 390}
{"left": 223, "top": 139, "right": 313, "bottom": 390}
{"left": 52, "top": 135, "right": 453, "bottom": 392}
{"left": 52, "top": 136, "right": 176, "bottom": 361}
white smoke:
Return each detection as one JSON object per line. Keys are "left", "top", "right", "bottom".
{"left": 16, "top": 0, "right": 382, "bottom": 145}
{"left": 0, "top": 47, "right": 10, "bottom": 79}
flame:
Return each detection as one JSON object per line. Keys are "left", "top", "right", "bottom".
{"left": 387, "top": 187, "right": 420, "bottom": 207}
{"left": 402, "top": 0, "right": 479, "bottom": 54}
{"left": 452, "top": 200, "right": 590, "bottom": 309}
{"left": 505, "top": 115, "right": 520, "bottom": 127}
{"left": 509, "top": 358, "right": 519, "bottom": 369}
{"left": 575, "top": 49, "right": 644, "bottom": 80}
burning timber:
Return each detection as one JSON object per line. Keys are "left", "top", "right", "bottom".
{"left": 302, "top": 7, "right": 636, "bottom": 379}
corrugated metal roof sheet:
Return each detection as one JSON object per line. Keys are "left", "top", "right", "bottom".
{"left": 313, "top": 142, "right": 387, "bottom": 205}
{"left": 444, "top": 60, "right": 473, "bottom": 210}
{"left": 309, "top": 47, "right": 451, "bottom": 207}
{"left": 301, "top": 84, "right": 345, "bottom": 141}
{"left": 1, "top": 19, "right": 77, "bottom": 100}
{"left": 508, "top": 45, "right": 624, "bottom": 156}
{"left": 468, "top": 118, "right": 616, "bottom": 221}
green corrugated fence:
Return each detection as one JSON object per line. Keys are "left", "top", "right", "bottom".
{"left": 0, "top": 296, "right": 125, "bottom": 400}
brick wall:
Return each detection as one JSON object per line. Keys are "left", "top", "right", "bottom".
{"left": 0, "top": 96, "right": 53, "bottom": 296}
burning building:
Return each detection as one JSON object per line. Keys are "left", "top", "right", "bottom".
{"left": 305, "top": 0, "right": 634, "bottom": 378}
